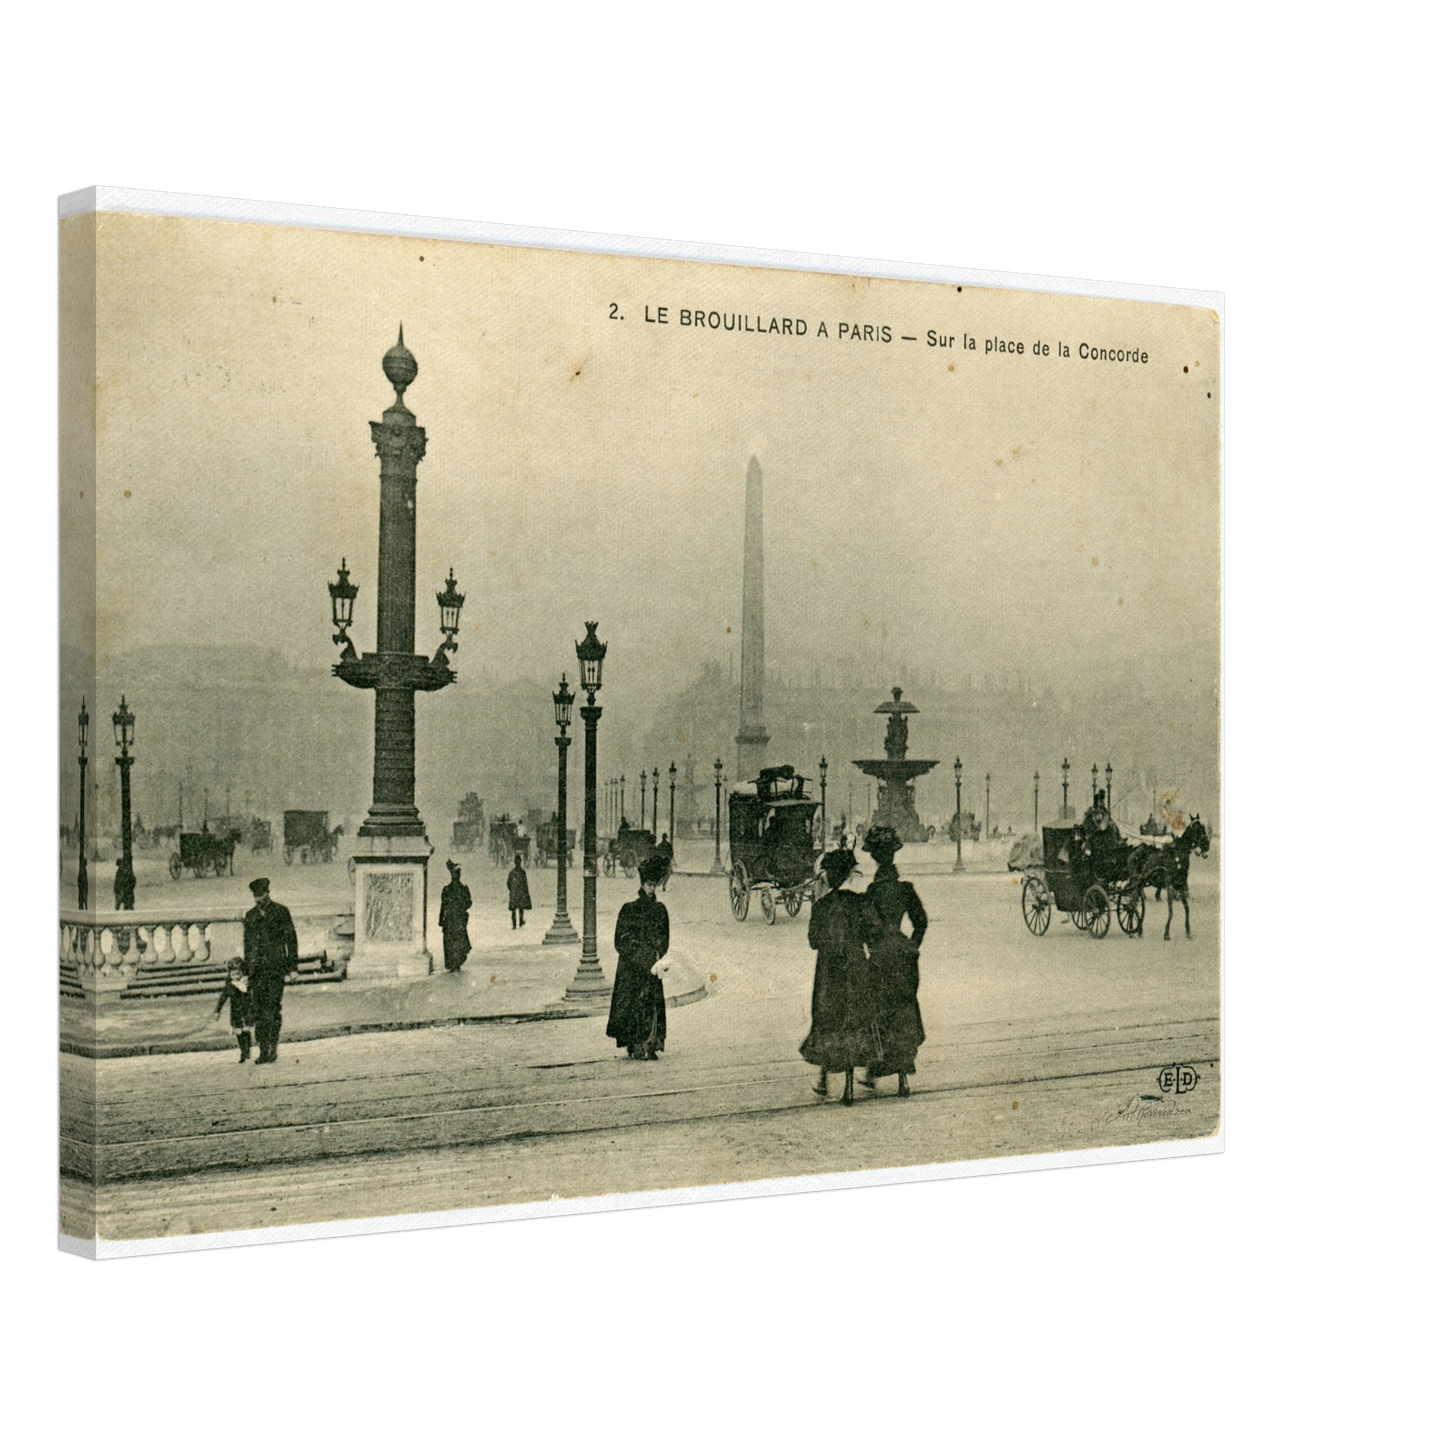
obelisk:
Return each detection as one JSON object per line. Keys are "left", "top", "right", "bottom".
{"left": 735, "top": 455, "right": 769, "bottom": 782}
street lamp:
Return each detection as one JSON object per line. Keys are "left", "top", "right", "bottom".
{"left": 652, "top": 767, "right": 659, "bottom": 837}
{"left": 985, "top": 771, "right": 991, "bottom": 840}
{"left": 640, "top": 771, "right": 646, "bottom": 829}
{"left": 565, "top": 622, "right": 610, "bottom": 1002}
{"left": 953, "top": 758, "right": 965, "bottom": 873}
{"left": 433, "top": 568, "right": 465, "bottom": 665}
{"left": 76, "top": 698, "right": 89, "bottom": 909}
{"left": 112, "top": 696, "right": 136, "bottom": 910}
{"left": 1061, "top": 757, "right": 1071, "bottom": 819}
{"left": 1091, "top": 762, "right": 1099, "bottom": 806}
{"left": 711, "top": 757, "right": 725, "bottom": 874}
{"left": 1033, "top": 770, "right": 1040, "bottom": 833}
{"left": 668, "top": 761, "right": 677, "bottom": 840}
{"left": 329, "top": 558, "right": 359, "bottom": 659}
{"left": 1105, "top": 761, "right": 1113, "bottom": 813}
{"left": 819, "top": 755, "right": 829, "bottom": 847}
{"left": 544, "top": 676, "right": 579, "bottom": 946}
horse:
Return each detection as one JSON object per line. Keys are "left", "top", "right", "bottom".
{"left": 1130, "top": 816, "right": 1210, "bottom": 940}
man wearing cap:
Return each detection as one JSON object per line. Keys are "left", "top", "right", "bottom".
{"left": 244, "top": 878, "right": 298, "bottom": 1065}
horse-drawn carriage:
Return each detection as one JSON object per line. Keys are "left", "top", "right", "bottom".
{"left": 168, "top": 825, "right": 239, "bottom": 880}
{"left": 604, "top": 824, "right": 655, "bottom": 877}
{"left": 948, "top": 809, "right": 982, "bottom": 844}
{"left": 489, "top": 815, "right": 530, "bottom": 868}
{"left": 282, "top": 810, "right": 341, "bottom": 865}
{"left": 535, "top": 816, "right": 576, "bottom": 869}
{"left": 1020, "top": 823, "right": 1147, "bottom": 938}
{"left": 214, "top": 814, "right": 273, "bottom": 853}
{"left": 451, "top": 791, "right": 486, "bottom": 852}
{"left": 727, "top": 766, "right": 822, "bottom": 924}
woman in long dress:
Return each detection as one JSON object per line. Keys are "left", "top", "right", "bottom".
{"left": 860, "top": 826, "right": 927, "bottom": 1096}
{"left": 439, "top": 859, "right": 472, "bottom": 972}
{"left": 801, "top": 847, "right": 881, "bottom": 1105}
{"left": 606, "top": 852, "right": 671, "bottom": 1060}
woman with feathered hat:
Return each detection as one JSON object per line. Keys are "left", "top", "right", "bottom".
{"left": 860, "top": 825, "right": 928, "bottom": 1096}
{"left": 800, "top": 846, "right": 882, "bottom": 1105}
{"left": 606, "top": 851, "right": 671, "bottom": 1060}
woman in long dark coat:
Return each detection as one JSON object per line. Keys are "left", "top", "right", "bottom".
{"left": 439, "top": 859, "right": 472, "bottom": 972}
{"left": 801, "top": 847, "right": 882, "bottom": 1105}
{"left": 606, "top": 852, "right": 670, "bottom": 1060}
{"left": 507, "top": 853, "right": 532, "bottom": 928}
{"left": 860, "top": 826, "right": 927, "bottom": 1096}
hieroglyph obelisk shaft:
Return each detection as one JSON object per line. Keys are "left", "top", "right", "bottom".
{"left": 735, "top": 455, "right": 769, "bottom": 782}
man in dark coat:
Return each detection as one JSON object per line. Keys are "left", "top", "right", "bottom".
{"left": 606, "top": 852, "right": 671, "bottom": 1059}
{"left": 439, "top": 859, "right": 472, "bottom": 971}
{"left": 244, "top": 877, "right": 297, "bottom": 1065}
{"left": 507, "top": 853, "right": 532, "bottom": 927}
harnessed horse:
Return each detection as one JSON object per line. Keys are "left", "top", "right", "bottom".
{"left": 1129, "top": 815, "right": 1210, "bottom": 940}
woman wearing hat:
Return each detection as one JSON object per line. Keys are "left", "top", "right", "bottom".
{"left": 801, "top": 847, "right": 882, "bottom": 1104}
{"left": 439, "top": 860, "right": 472, "bottom": 972}
{"left": 860, "top": 825, "right": 928, "bottom": 1096}
{"left": 606, "top": 852, "right": 671, "bottom": 1060}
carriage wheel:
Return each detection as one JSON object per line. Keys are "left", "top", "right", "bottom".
{"left": 1021, "top": 875, "right": 1051, "bottom": 935}
{"left": 729, "top": 862, "right": 750, "bottom": 921}
{"left": 168, "top": 853, "right": 182, "bottom": 881}
{"left": 1116, "top": 884, "right": 1146, "bottom": 937}
{"left": 283, "top": 845, "right": 295, "bottom": 865}
{"left": 760, "top": 887, "right": 777, "bottom": 925}
{"left": 784, "top": 889, "right": 803, "bottom": 917}
{"left": 1084, "top": 883, "right": 1111, "bottom": 938}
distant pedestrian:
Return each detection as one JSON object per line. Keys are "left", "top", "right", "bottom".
{"left": 113, "top": 856, "right": 135, "bottom": 910}
{"left": 801, "top": 847, "right": 882, "bottom": 1105}
{"left": 860, "top": 826, "right": 927, "bottom": 1097}
{"left": 439, "top": 859, "right": 472, "bottom": 971}
{"left": 213, "top": 956, "right": 256, "bottom": 1063}
{"left": 244, "top": 877, "right": 297, "bottom": 1065}
{"left": 507, "top": 853, "right": 532, "bottom": 928}
{"left": 606, "top": 852, "right": 671, "bottom": 1060}
{"left": 656, "top": 832, "right": 674, "bottom": 888}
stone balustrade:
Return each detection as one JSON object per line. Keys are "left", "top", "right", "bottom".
{"left": 59, "top": 905, "right": 353, "bottom": 996}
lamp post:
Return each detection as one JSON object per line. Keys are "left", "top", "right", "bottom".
{"left": 112, "top": 696, "right": 136, "bottom": 910}
{"left": 668, "top": 761, "right": 677, "bottom": 840}
{"left": 711, "top": 758, "right": 725, "bottom": 874}
{"left": 1034, "top": 770, "right": 1040, "bottom": 833}
{"left": 564, "top": 622, "right": 610, "bottom": 1002}
{"left": 330, "top": 329, "right": 465, "bottom": 979}
{"left": 819, "top": 755, "right": 829, "bottom": 847}
{"left": 76, "top": 698, "right": 89, "bottom": 910}
{"left": 1091, "top": 762, "right": 1099, "bottom": 806}
{"left": 1106, "top": 761, "right": 1113, "bottom": 813}
{"left": 1061, "top": 757, "right": 1071, "bottom": 819}
{"left": 953, "top": 757, "right": 965, "bottom": 873}
{"left": 985, "top": 771, "right": 991, "bottom": 840}
{"left": 652, "top": 767, "right": 659, "bottom": 837}
{"left": 543, "top": 676, "right": 579, "bottom": 946}
{"left": 639, "top": 770, "right": 646, "bottom": 829}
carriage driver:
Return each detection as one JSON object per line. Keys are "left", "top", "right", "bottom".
{"left": 1082, "top": 789, "right": 1123, "bottom": 872}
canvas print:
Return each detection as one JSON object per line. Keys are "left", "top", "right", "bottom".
{"left": 59, "top": 192, "right": 1221, "bottom": 1255}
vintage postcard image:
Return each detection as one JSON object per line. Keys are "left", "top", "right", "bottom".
{"left": 59, "top": 193, "right": 1221, "bottom": 1254}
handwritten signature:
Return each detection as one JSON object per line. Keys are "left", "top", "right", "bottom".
{"left": 1102, "top": 1094, "right": 1194, "bottom": 1125}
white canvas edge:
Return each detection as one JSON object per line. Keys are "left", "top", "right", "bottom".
{"left": 57, "top": 184, "right": 1226, "bottom": 1260}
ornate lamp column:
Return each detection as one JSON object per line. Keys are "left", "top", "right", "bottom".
{"left": 1034, "top": 770, "right": 1040, "bottom": 833}
{"left": 564, "top": 623, "right": 611, "bottom": 1003}
{"left": 76, "top": 698, "right": 89, "bottom": 910}
{"left": 1106, "top": 761, "right": 1113, "bottom": 813}
{"left": 639, "top": 771, "right": 646, "bottom": 828}
{"left": 112, "top": 697, "right": 136, "bottom": 910}
{"left": 1061, "top": 757, "right": 1071, "bottom": 820}
{"left": 651, "top": 767, "right": 659, "bottom": 837}
{"left": 711, "top": 758, "right": 725, "bottom": 873}
{"left": 544, "top": 676, "right": 580, "bottom": 945}
{"left": 953, "top": 758, "right": 965, "bottom": 873}
{"left": 819, "top": 755, "right": 828, "bottom": 847}
{"left": 332, "top": 329, "right": 464, "bottom": 980}
{"left": 668, "top": 761, "right": 677, "bottom": 839}
{"left": 985, "top": 771, "right": 991, "bottom": 840}
{"left": 1091, "top": 762, "right": 1099, "bottom": 807}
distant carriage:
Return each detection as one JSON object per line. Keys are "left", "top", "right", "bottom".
{"left": 215, "top": 814, "right": 273, "bottom": 853}
{"left": 535, "top": 817, "right": 576, "bottom": 869}
{"left": 489, "top": 815, "right": 530, "bottom": 868}
{"left": 948, "top": 809, "right": 982, "bottom": 844}
{"left": 727, "top": 766, "right": 822, "bottom": 924}
{"left": 451, "top": 791, "right": 486, "bottom": 852}
{"left": 1020, "top": 823, "right": 1147, "bottom": 939}
{"left": 168, "top": 826, "right": 239, "bottom": 880}
{"left": 604, "top": 824, "right": 655, "bottom": 878}
{"left": 282, "top": 810, "right": 341, "bottom": 865}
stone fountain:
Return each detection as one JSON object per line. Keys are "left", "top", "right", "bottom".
{"left": 853, "top": 687, "right": 939, "bottom": 843}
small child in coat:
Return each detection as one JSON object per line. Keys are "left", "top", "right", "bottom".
{"left": 214, "top": 956, "right": 256, "bottom": 1063}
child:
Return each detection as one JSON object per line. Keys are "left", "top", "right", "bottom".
{"left": 214, "top": 956, "right": 256, "bottom": 1063}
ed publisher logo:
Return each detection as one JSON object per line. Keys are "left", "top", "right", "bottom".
{"left": 1158, "top": 1064, "right": 1199, "bottom": 1095}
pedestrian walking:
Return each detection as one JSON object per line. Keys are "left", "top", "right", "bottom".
{"left": 243, "top": 877, "right": 297, "bottom": 1066}
{"left": 212, "top": 956, "right": 256, "bottom": 1063}
{"left": 801, "top": 847, "right": 882, "bottom": 1105}
{"left": 859, "top": 826, "right": 927, "bottom": 1097}
{"left": 506, "top": 853, "right": 532, "bottom": 928}
{"left": 606, "top": 852, "right": 671, "bottom": 1060}
{"left": 439, "top": 859, "right": 472, "bottom": 971}
{"left": 113, "top": 855, "right": 135, "bottom": 910}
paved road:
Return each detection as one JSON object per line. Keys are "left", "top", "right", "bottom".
{"left": 64, "top": 850, "right": 1220, "bottom": 1241}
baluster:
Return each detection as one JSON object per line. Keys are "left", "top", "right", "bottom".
{"left": 156, "top": 922, "right": 176, "bottom": 965}
{"left": 121, "top": 926, "right": 142, "bottom": 971}
{"left": 193, "top": 923, "right": 211, "bottom": 964}
{"left": 139, "top": 926, "right": 160, "bottom": 965}
{"left": 173, "top": 922, "right": 193, "bottom": 964}
{"left": 59, "top": 922, "right": 72, "bottom": 967}
{"left": 99, "top": 927, "right": 118, "bottom": 973}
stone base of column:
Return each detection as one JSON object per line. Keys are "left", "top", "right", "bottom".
{"left": 543, "top": 912, "right": 580, "bottom": 946}
{"left": 710, "top": 855, "right": 727, "bottom": 875}
{"left": 349, "top": 836, "right": 434, "bottom": 981}
{"left": 952, "top": 858, "right": 967, "bottom": 873}
{"left": 562, "top": 956, "right": 611, "bottom": 1003}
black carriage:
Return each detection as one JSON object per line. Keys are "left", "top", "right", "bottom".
{"left": 1020, "top": 824, "right": 1146, "bottom": 939}
{"left": 535, "top": 816, "right": 576, "bottom": 869}
{"left": 451, "top": 792, "right": 486, "bottom": 851}
{"left": 727, "top": 766, "right": 821, "bottom": 924}
{"left": 604, "top": 824, "right": 655, "bottom": 877}
{"left": 282, "top": 810, "right": 340, "bottom": 865}
{"left": 489, "top": 816, "right": 530, "bottom": 868}
{"left": 168, "top": 825, "right": 238, "bottom": 880}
